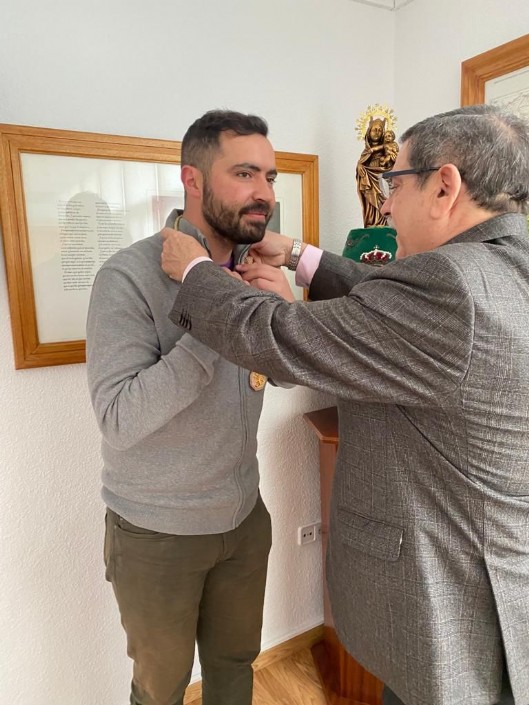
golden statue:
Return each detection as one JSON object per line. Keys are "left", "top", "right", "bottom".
{"left": 355, "top": 105, "right": 399, "bottom": 228}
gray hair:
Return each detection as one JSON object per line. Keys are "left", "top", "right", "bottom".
{"left": 401, "top": 104, "right": 529, "bottom": 215}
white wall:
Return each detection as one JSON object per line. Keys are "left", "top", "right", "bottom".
{"left": 2, "top": 1, "right": 527, "bottom": 702}
{"left": 0, "top": 1, "right": 393, "bottom": 703}
{"left": 395, "top": 0, "right": 529, "bottom": 130}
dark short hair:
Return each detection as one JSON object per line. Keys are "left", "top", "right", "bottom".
{"left": 181, "top": 109, "right": 269, "bottom": 173}
{"left": 402, "top": 104, "right": 529, "bottom": 215}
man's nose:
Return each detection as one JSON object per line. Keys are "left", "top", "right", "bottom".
{"left": 253, "top": 177, "right": 275, "bottom": 204}
{"left": 380, "top": 196, "right": 391, "bottom": 216}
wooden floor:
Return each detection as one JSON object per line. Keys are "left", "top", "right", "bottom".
{"left": 187, "top": 647, "right": 327, "bottom": 705}
{"left": 253, "top": 647, "right": 327, "bottom": 705}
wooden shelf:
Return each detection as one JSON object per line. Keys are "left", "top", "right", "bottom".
{"left": 304, "top": 406, "right": 339, "bottom": 444}
{"left": 304, "top": 407, "right": 383, "bottom": 705}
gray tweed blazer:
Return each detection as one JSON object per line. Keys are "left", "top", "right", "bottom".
{"left": 171, "top": 213, "right": 529, "bottom": 705}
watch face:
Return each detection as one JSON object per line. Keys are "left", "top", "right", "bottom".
{"left": 288, "top": 240, "right": 302, "bottom": 269}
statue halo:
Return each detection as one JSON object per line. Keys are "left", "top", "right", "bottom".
{"left": 356, "top": 104, "right": 397, "bottom": 141}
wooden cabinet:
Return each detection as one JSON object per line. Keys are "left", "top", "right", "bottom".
{"left": 304, "top": 406, "right": 383, "bottom": 705}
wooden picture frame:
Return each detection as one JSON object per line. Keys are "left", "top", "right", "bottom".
{"left": 461, "top": 33, "right": 529, "bottom": 106}
{"left": 0, "top": 124, "right": 319, "bottom": 369}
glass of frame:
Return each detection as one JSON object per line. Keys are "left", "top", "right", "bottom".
{"left": 461, "top": 33, "right": 529, "bottom": 119}
{"left": 0, "top": 125, "right": 319, "bottom": 369}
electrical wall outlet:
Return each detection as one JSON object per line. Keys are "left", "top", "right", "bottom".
{"left": 297, "top": 522, "right": 322, "bottom": 545}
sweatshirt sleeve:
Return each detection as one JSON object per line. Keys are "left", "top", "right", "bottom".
{"left": 86, "top": 265, "right": 219, "bottom": 451}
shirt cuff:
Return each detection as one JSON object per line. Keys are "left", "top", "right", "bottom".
{"left": 183, "top": 256, "right": 212, "bottom": 281}
{"left": 295, "top": 245, "right": 323, "bottom": 288}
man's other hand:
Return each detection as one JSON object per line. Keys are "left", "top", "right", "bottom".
{"left": 235, "top": 262, "right": 295, "bottom": 302}
{"left": 161, "top": 228, "right": 208, "bottom": 281}
{"left": 222, "top": 268, "right": 250, "bottom": 285}
{"left": 248, "top": 231, "right": 295, "bottom": 268}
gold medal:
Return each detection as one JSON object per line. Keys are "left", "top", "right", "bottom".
{"left": 249, "top": 371, "right": 267, "bottom": 391}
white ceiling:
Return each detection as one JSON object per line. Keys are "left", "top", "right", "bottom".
{"left": 349, "top": 0, "right": 416, "bottom": 10}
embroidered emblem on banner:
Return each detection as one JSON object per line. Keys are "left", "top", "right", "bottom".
{"left": 249, "top": 371, "right": 267, "bottom": 391}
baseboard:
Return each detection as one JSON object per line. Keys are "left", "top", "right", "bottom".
{"left": 183, "top": 624, "right": 324, "bottom": 704}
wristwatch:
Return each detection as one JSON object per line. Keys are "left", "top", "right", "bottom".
{"left": 287, "top": 239, "right": 303, "bottom": 271}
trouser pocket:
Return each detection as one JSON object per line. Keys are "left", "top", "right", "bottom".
{"left": 103, "top": 509, "right": 117, "bottom": 582}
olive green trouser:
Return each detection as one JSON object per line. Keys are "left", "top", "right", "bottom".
{"left": 104, "top": 495, "right": 272, "bottom": 705}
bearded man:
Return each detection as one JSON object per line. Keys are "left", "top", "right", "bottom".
{"left": 86, "top": 110, "right": 290, "bottom": 705}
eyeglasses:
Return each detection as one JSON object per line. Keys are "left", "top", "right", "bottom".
{"left": 379, "top": 167, "right": 441, "bottom": 199}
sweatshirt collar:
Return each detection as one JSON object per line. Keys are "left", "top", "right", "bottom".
{"left": 164, "top": 208, "right": 251, "bottom": 265}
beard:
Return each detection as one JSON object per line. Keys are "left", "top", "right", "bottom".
{"left": 202, "top": 181, "right": 272, "bottom": 245}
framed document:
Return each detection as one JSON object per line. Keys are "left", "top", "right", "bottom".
{"left": 461, "top": 33, "right": 529, "bottom": 119}
{"left": 0, "top": 124, "right": 319, "bottom": 368}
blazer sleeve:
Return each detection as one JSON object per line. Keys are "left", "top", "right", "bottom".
{"left": 170, "top": 252, "right": 474, "bottom": 406}
{"left": 309, "top": 250, "right": 378, "bottom": 300}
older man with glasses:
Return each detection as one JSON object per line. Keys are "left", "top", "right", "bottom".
{"left": 160, "top": 104, "right": 529, "bottom": 705}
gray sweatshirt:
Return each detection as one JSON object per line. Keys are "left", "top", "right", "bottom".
{"left": 86, "top": 213, "right": 265, "bottom": 534}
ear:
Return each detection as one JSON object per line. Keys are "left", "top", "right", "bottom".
{"left": 430, "top": 164, "right": 463, "bottom": 218}
{"left": 180, "top": 165, "right": 203, "bottom": 198}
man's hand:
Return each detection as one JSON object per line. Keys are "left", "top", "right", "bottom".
{"left": 223, "top": 268, "right": 249, "bottom": 285}
{"left": 248, "top": 230, "right": 296, "bottom": 268}
{"left": 235, "top": 262, "right": 295, "bottom": 302}
{"left": 160, "top": 228, "right": 209, "bottom": 281}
